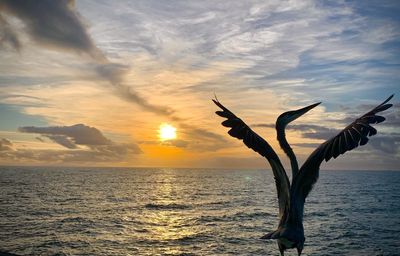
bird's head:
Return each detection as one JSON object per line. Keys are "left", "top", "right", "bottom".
{"left": 276, "top": 102, "right": 321, "bottom": 128}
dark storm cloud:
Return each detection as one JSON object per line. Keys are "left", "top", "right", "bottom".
{"left": 18, "top": 124, "right": 111, "bottom": 147}
{"left": 0, "top": 0, "right": 104, "bottom": 59}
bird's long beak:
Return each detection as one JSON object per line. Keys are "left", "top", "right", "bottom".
{"left": 288, "top": 102, "right": 321, "bottom": 122}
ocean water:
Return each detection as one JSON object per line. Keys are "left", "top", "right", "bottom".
{"left": 0, "top": 167, "right": 399, "bottom": 256}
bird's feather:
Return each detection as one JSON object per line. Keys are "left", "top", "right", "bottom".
{"left": 289, "top": 95, "right": 394, "bottom": 224}
{"left": 213, "top": 99, "right": 290, "bottom": 217}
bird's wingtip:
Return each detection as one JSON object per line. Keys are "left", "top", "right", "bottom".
{"left": 213, "top": 92, "right": 219, "bottom": 102}
{"left": 380, "top": 94, "right": 395, "bottom": 106}
{"left": 212, "top": 98, "right": 223, "bottom": 109}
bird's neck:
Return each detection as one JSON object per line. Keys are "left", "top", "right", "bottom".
{"left": 277, "top": 125, "right": 299, "bottom": 178}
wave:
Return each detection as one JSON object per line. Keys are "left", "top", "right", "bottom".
{"left": 144, "top": 203, "right": 191, "bottom": 210}
{"left": 196, "top": 211, "right": 273, "bottom": 223}
{"left": 0, "top": 251, "right": 21, "bottom": 256}
{"left": 59, "top": 217, "right": 94, "bottom": 224}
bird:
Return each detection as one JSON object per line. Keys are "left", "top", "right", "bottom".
{"left": 213, "top": 94, "right": 394, "bottom": 256}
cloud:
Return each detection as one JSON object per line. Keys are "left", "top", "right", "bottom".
{"left": 0, "top": 0, "right": 104, "bottom": 60}
{"left": 288, "top": 124, "right": 339, "bottom": 140}
{"left": 139, "top": 126, "right": 228, "bottom": 152}
{"left": 368, "top": 135, "right": 400, "bottom": 155}
{"left": 254, "top": 121, "right": 399, "bottom": 157}
{"left": 254, "top": 123, "right": 339, "bottom": 140}
{"left": 95, "top": 63, "right": 129, "bottom": 85}
{"left": 0, "top": 145, "right": 141, "bottom": 164}
{"left": 161, "top": 139, "right": 189, "bottom": 148}
{"left": 0, "top": 13, "right": 21, "bottom": 51}
{"left": 339, "top": 103, "right": 400, "bottom": 128}
{"left": 0, "top": 124, "right": 142, "bottom": 164}
{"left": 0, "top": 0, "right": 175, "bottom": 118}
{"left": 332, "top": 102, "right": 400, "bottom": 157}
{"left": 115, "top": 83, "right": 175, "bottom": 116}
{"left": 0, "top": 138, "right": 13, "bottom": 151}
{"left": 1, "top": 1, "right": 399, "bottom": 169}
{"left": 35, "top": 136, "right": 44, "bottom": 142}
{"left": 44, "top": 135, "right": 77, "bottom": 149}
{"left": 137, "top": 121, "right": 229, "bottom": 152}
{"left": 292, "top": 142, "right": 321, "bottom": 149}
{"left": 18, "top": 124, "right": 112, "bottom": 147}
{"left": 93, "top": 61, "right": 176, "bottom": 118}
{"left": 252, "top": 124, "right": 275, "bottom": 129}
{"left": 177, "top": 123, "right": 230, "bottom": 151}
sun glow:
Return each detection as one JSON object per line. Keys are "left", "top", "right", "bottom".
{"left": 158, "top": 123, "right": 177, "bottom": 141}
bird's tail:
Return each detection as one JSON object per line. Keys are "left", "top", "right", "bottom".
{"left": 260, "top": 230, "right": 280, "bottom": 240}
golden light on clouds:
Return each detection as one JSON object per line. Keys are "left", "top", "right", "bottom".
{"left": 158, "top": 123, "right": 177, "bottom": 141}
{"left": 0, "top": 0, "right": 397, "bottom": 170}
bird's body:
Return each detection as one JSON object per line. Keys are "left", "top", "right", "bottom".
{"left": 213, "top": 95, "right": 394, "bottom": 255}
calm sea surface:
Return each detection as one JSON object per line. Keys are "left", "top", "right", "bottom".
{"left": 0, "top": 167, "right": 399, "bottom": 256}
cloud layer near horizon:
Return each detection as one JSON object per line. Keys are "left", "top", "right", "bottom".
{"left": 0, "top": 124, "right": 141, "bottom": 164}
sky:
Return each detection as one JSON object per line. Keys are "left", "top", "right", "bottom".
{"left": 0, "top": 0, "right": 399, "bottom": 170}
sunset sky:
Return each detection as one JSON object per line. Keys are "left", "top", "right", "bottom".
{"left": 0, "top": 0, "right": 399, "bottom": 170}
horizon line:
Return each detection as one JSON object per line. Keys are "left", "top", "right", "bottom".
{"left": 0, "top": 165, "right": 399, "bottom": 172}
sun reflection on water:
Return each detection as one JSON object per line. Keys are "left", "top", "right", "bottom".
{"left": 142, "top": 169, "right": 200, "bottom": 254}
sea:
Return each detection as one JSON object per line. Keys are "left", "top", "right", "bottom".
{"left": 0, "top": 167, "right": 399, "bottom": 256}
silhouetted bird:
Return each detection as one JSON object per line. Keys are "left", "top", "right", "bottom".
{"left": 213, "top": 95, "right": 394, "bottom": 255}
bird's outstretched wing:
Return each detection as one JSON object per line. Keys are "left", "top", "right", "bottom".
{"left": 213, "top": 98, "right": 290, "bottom": 217}
{"left": 291, "top": 95, "right": 394, "bottom": 208}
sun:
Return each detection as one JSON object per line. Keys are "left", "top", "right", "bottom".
{"left": 158, "top": 123, "right": 177, "bottom": 141}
